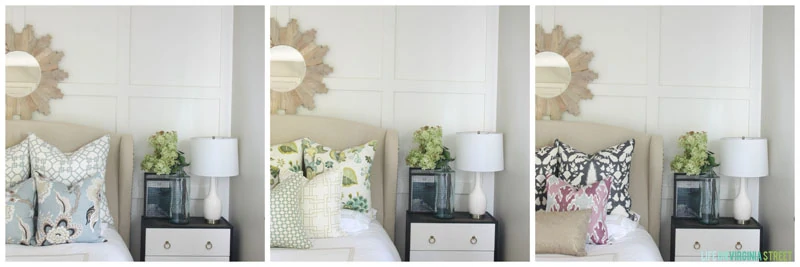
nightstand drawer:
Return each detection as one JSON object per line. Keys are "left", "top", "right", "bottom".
{"left": 410, "top": 223, "right": 495, "bottom": 251}
{"left": 145, "top": 228, "right": 231, "bottom": 257}
{"left": 410, "top": 251, "right": 494, "bottom": 261}
{"left": 145, "top": 256, "right": 229, "bottom": 261}
{"left": 675, "top": 228, "right": 760, "bottom": 257}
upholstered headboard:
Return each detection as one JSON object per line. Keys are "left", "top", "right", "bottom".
{"left": 535, "top": 120, "right": 663, "bottom": 244}
{"left": 5, "top": 120, "right": 134, "bottom": 248}
{"left": 270, "top": 115, "right": 399, "bottom": 241}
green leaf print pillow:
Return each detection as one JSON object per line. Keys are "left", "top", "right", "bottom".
{"left": 303, "top": 139, "right": 377, "bottom": 213}
{"left": 269, "top": 138, "right": 305, "bottom": 189}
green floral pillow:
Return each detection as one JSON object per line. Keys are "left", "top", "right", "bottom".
{"left": 34, "top": 172, "right": 105, "bottom": 246}
{"left": 270, "top": 172, "right": 311, "bottom": 249}
{"left": 270, "top": 138, "right": 305, "bottom": 189}
{"left": 303, "top": 139, "right": 377, "bottom": 213}
{"left": 5, "top": 178, "right": 35, "bottom": 245}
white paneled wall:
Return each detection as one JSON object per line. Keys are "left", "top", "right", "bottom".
{"left": 6, "top": 6, "right": 233, "bottom": 261}
{"left": 271, "top": 6, "right": 498, "bottom": 260}
{"left": 536, "top": 6, "right": 763, "bottom": 260}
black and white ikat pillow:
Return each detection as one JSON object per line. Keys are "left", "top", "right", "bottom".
{"left": 534, "top": 145, "right": 558, "bottom": 211}
{"left": 554, "top": 139, "right": 636, "bottom": 220}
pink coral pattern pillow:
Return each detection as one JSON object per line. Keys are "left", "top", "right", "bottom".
{"left": 545, "top": 175, "right": 612, "bottom": 245}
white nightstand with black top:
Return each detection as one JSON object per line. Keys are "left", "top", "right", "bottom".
{"left": 141, "top": 216, "right": 235, "bottom": 261}
{"left": 405, "top": 211, "right": 498, "bottom": 261}
{"left": 671, "top": 216, "right": 763, "bottom": 262}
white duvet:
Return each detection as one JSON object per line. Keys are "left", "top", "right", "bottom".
{"left": 536, "top": 225, "right": 663, "bottom": 261}
{"left": 5, "top": 228, "right": 133, "bottom": 261}
{"left": 270, "top": 220, "right": 401, "bottom": 261}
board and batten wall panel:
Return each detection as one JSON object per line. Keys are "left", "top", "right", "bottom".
{"left": 271, "top": 6, "right": 498, "bottom": 260}
{"left": 536, "top": 6, "right": 763, "bottom": 260}
{"left": 6, "top": 6, "right": 233, "bottom": 261}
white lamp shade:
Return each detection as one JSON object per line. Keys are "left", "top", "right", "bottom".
{"left": 455, "top": 131, "right": 504, "bottom": 172}
{"left": 719, "top": 137, "right": 768, "bottom": 178}
{"left": 191, "top": 137, "right": 239, "bottom": 177}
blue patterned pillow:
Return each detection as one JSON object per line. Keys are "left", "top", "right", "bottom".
{"left": 34, "top": 172, "right": 105, "bottom": 246}
{"left": 5, "top": 178, "right": 36, "bottom": 245}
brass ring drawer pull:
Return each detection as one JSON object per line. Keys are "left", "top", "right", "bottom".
{"left": 206, "top": 241, "right": 213, "bottom": 250}
{"left": 470, "top": 236, "right": 478, "bottom": 244}
{"left": 693, "top": 241, "right": 700, "bottom": 250}
{"left": 735, "top": 242, "right": 742, "bottom": 250}
{"left": 428, "top": 236, "right": 436, "bottom": 244}
{"left": 164, "top": 241, "right": 171, "bottom": 249}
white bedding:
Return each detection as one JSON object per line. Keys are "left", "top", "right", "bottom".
{"left": 271, "top": 220, "right": 401, "bottom": 261}
{"left": 5, "top": 228, "right": 133, "bottom": 261}
{"left": 537, "top": 225, "right": 663, "bottom": 261}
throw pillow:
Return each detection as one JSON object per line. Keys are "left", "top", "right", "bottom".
{"left": 5, "top": 178, "right": 36, "bottom": 245}
{"left": 555, "top": 139, "right": 636, "bottom": 220}
{"left": 535, "top": 145, "right": 558, "bottom": 211}
{"left": 5, "top": 137, "right": 31, "bottom": 189}
{"left": 270, "top": 172, "right": 311, "bottom": 249}
{"left": 270, "top": 138, "right": 305, "bottom": 189}
{"left": 34, "top": 172, "right": 105, "bottom": 246}
{"left": 29, "top": 134, "right": 114, "bottom": 226}
{"left": 546, "top": 174, "right": 612, "bottom": 245}
{"left": 534, "top": 210, "right": 591, "bottom": 256}
{"left": 303, "top": 139, "right": 377, "bottom": 213}
{"left": 301, "top": 167, "right": 345, "bottom": 238}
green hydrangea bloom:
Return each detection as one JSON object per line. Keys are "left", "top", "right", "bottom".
{"left": 405, "top": 126, "right": 455, "bottom": 170}
{"left": 670, "top": 131, "right": 719, "bottom": 176}
{"left": 141, "top": 131, "right": 190, "bottom": 175}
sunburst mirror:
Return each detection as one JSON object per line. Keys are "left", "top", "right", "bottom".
{"left": 535, "top": 24, "right": 597, "bottom": 120}
{"left": 5, "top": 24, "right": 67, "bottom": 120}
{"left": 270, "top": 18, "right": 332, "bottom": 114}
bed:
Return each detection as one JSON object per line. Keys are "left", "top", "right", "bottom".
{"left": 5, "top": 120, "right": 134, "bottom": 261}
{"left": 270, "top": 115, "right": 400, "bottom": 261}
{"left": 535, "top": 120, "right": 664, "bottom": 261}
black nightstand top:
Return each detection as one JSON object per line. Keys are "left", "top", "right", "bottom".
{"left": 672, "top": 217, "right": 762, "bottom": 229}
{"left": 142, "top": 216, "right": 233, "bottom": 229}
{"left": 407, "top": 211, "right": 497, "bottom": 224}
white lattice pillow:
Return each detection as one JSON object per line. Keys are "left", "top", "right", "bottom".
{"left": 301, "top": 167, "right": 344, "bottom": 238}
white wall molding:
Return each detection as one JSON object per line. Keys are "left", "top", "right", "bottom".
{"left": 537, "top": 6, "right": 763, "bottom": 260}
{"left": 272, "top": 6, "right": 498, "bottom": 260}
{"left": 6, "top": 6, "right": 234, "bottom": 261}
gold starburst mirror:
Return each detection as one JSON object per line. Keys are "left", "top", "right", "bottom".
{"left": 535, "top": 24, "right": 597, "bottom": 120}
{"left": 270, "top": 18, "right": 332, "bottom": 114}
{"left": 5, "top": 24, "right": 67, "bottom": 120}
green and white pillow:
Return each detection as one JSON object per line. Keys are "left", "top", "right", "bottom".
{"left": 34, "top": 172, "right": 105, "bottom": 246}
{"left": 301, "top": 167, "right": 344, "bottom": 238}
{"left": 270, "top": 171, "right": 311, "bottom": 249}
{"left": 5, "top": 178, "right": 36, "bottom": 245}
{"left": 270, "top": 138, "right": 305, "bottom": 189}
{"left": 303, "top": 139, "right": 377, "bottom": 213}
{"left": 5, "top": 137, "right": 31, "bottom": 189}
{"left": 29, "top": 134, "right": 114, "bottom": 227}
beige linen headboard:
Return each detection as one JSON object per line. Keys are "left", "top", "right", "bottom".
{"left": 270, "top": 115, "right": 399, "bottom": 241}
{"left": 536, "top": 120, "right": 663, "bottom": 244}
{"left": 6, "top": 120, "right": 134, "bottom": 248}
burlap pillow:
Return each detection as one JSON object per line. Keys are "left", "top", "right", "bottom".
{"left": 535, "top": 210, "right": 591, "bottom": 256}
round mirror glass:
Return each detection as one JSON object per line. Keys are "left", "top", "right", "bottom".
{"left": 270, "top": 45, "right": 307, "bottom": 92}
{"left": 5, "top": 51, "right": 42, "bottom": 97}
{"left": 535, "top": 51, "right": 571, "bottom": 98}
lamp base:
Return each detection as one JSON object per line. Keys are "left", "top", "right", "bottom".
{"left": 472, "top": 214, "right": 482, "bottom": 220}
{"left": 206, "top": 219, "right": 219, "bottom": 225}
{"left": 468, "top": 173, "right": 487, "bottom": 220}
{"left": 736, "top": 219, "right": 749, "bottom": 225}
{"left": 204, "top": 177, "right": 222, "bottom": 225}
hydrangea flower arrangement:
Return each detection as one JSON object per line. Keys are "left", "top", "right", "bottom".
{"left": 405, "top": 126, "right": 455, "bottom": 171}
{"left": 670, "top": 131, "right": 719, "bottom": 176}
{"left": 141, "top": 131, "right": 190, "bottom": 175}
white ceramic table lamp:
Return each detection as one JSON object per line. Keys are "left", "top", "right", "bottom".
{"left": 719, "top": 137, "right": 768, "bottom": 224}
{"left": 455, "top": 131, "right": 504, "bottom": 219}
{"left": 191, "top": 137, "right": 239, "bottom": 224}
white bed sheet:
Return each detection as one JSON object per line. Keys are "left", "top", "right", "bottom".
{"left": 537, "top": 225, "right": 663, "bottom": 261}
{"left": 271, "top": 220, "right": 401, "bottom": 261}
{"left": 5, "top": 228, "right": 133, "bottom": 261}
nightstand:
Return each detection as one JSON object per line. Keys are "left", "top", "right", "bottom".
{"left": 405, "top": 211, "right": 498, "bottom": 261}
{"left": 671, "top": 217, "right": 763, "bottom": 261}
{"left": 141, "top": 216, "right": 234, "bottom": 261}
